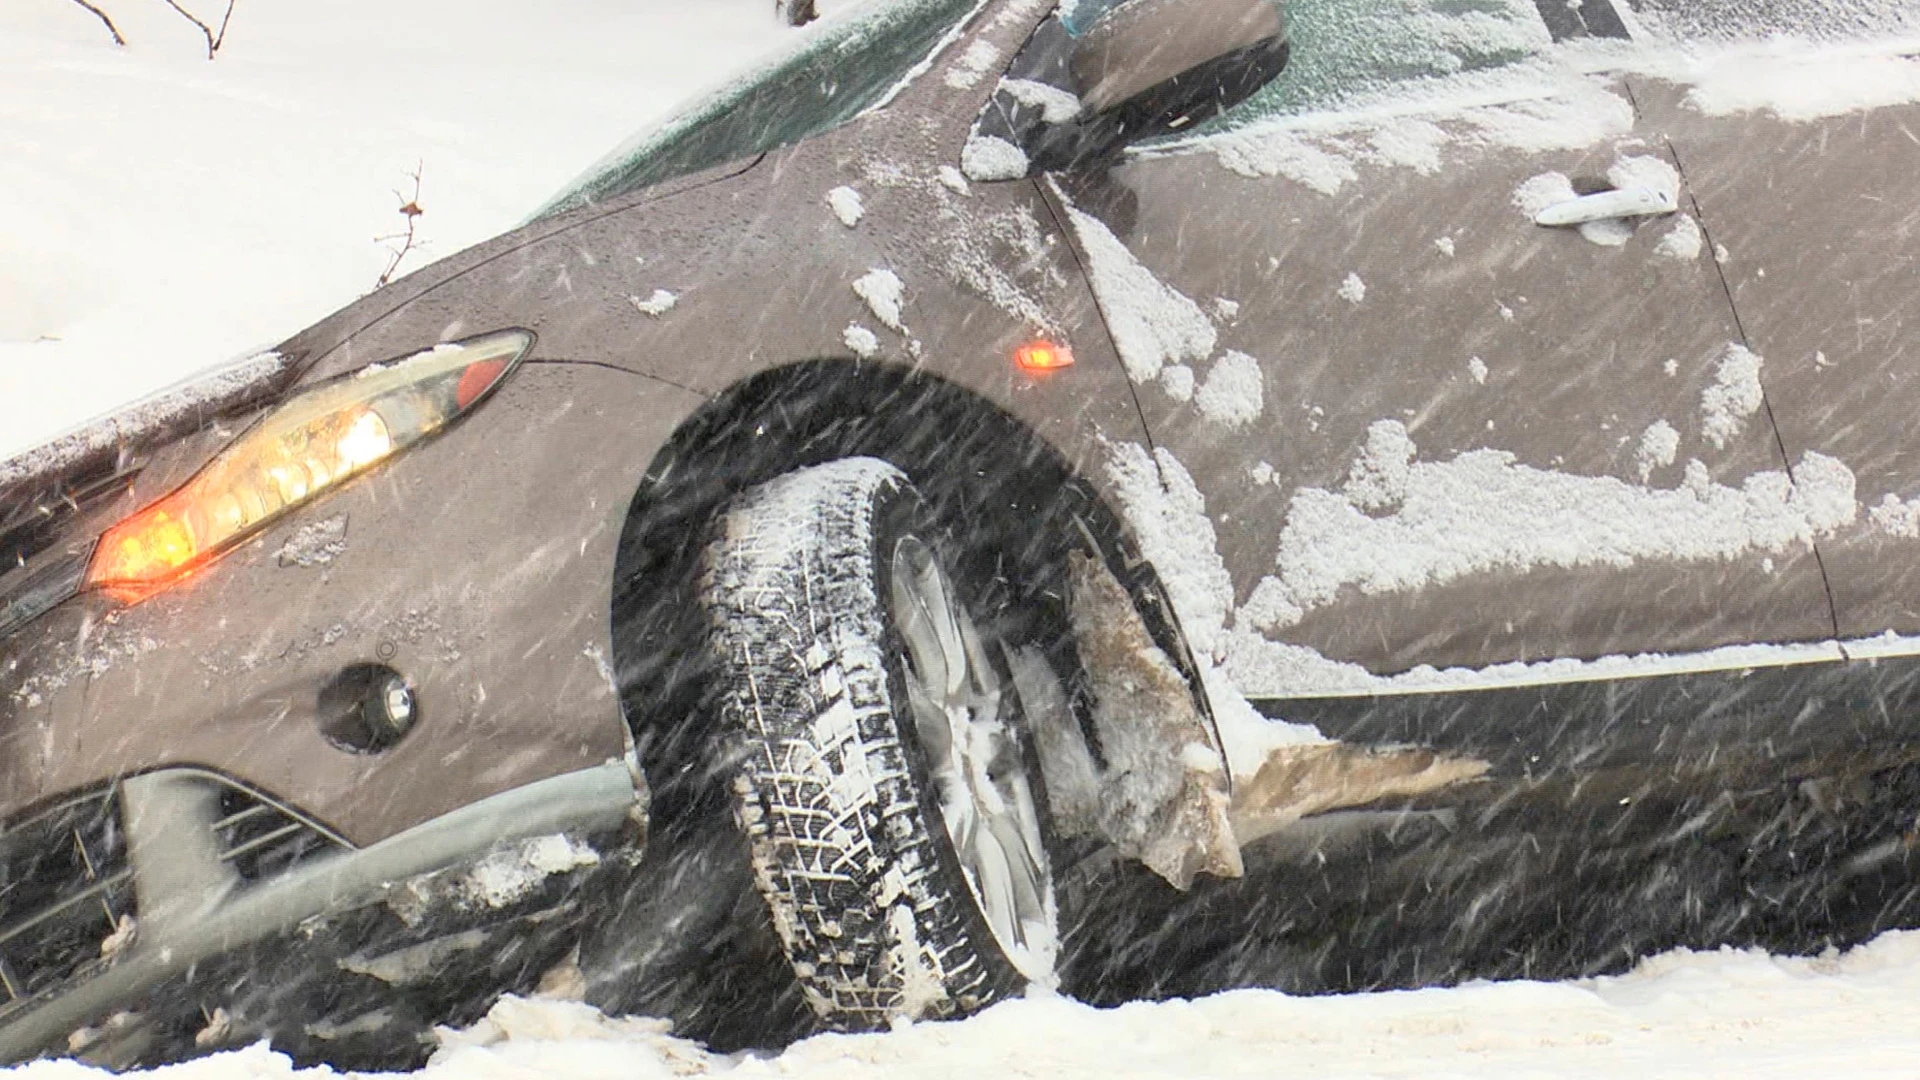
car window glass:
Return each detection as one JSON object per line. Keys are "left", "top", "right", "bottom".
{"left": 1203, "top": 0, "right": 1555, "bottom": 132}
{"left": 1058, "top": 0, "right": 1130, "bottom": 34}
{"left": 1620, "top": 0, "right": 1920, "bottom": 44}
{"left": 535, "top": 0, "right": 980, "bottom": 219}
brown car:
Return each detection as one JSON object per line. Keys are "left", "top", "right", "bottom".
{"left": 3, "top": 0, "right": 1919, "bottom": 1068}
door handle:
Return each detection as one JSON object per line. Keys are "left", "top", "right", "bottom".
{"left": 1534, "top": 186, "right": 1679, "bottom": 227}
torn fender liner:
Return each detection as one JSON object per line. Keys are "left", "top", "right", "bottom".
{"left": 1226, "top": 744, "right": 1491, "bottom": 847}
{"left": 1031, "top": 552, "right": 1490, "bottom": 889}
{"left": 1061, "top": 551, "right": 1242, "bottom": 890}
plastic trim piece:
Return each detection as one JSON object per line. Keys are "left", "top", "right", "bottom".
{"left": 0, "top": 760, "right": 641, "bottom": 1061}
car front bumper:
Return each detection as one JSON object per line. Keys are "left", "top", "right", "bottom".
{"left": 0, "top": 760, "right": 643, "bottom": 1066}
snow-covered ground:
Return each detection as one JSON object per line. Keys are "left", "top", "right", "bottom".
{"left": 410, "top": 934, "right": 1920, "bottom": 1077}
{"left": 8, "top": 1, "right": 1920, "bottom": 1075}
{"left": 0, "top": 0, "right": 854, "bottom": 461}
{"left": 11, "top": 932, "right": 1920, "bottom": 1079}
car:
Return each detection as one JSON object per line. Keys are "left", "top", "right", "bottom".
{"left": 4, "top": 0, "right": 1920, "bottom": 1068}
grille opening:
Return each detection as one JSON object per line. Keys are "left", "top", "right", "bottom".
{"left": 0, "top": 790, "right": 134, "bottom": 1006}
{"left": 213, "top": 789, "right": 339, "bottom": 884}
{"left": 0, "top": 778, "right": 344, "bottom": 1018}
{"left": 0, "top": 460, "right": 138, "bottom": 574}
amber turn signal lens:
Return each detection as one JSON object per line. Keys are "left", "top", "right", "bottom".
{"left": 88, "top": 329, "right": 533, "bottom": 598}
{"left": 1015, "top": 340, "right": 1074, "bottom": 372}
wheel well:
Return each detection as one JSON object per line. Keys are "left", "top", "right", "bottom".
{"left": 608, "top": 358, "right": 1206, "bottom": 810}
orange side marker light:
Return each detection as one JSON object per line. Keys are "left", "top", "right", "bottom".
{"left": 91, "top": 502, "right": 200, "bottom": 599}
{"left": 1015, "top": 340, "right": 1074, "bottom": 372}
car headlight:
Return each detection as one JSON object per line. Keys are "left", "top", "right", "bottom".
{"left": 88, "top": 329, "right": 533, "bottom": 598}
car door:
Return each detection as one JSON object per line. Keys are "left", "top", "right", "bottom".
{"left": 1035, "top": 0, "right": 1840, "bottom": 696}
{"left": 1625, "top": 0, "right": 1920, "bottom": 645}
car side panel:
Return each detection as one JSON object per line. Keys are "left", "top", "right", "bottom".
{"left": 1646, "top": 86, "right": 1920, "bottom": 641}
{"left": 1052, "top": 120, "right": 1833, "bottom": 690}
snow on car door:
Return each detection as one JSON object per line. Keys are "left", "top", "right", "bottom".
{"left": 1045, "top": 0, "right": 1841, "bottom": 699}
{"left": 1626, "top": 0, "right": 1920, "bottom": 645}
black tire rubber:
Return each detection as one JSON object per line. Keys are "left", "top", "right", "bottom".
{"left": 700, "top": 457, "right": 1048, "bottom": 1029}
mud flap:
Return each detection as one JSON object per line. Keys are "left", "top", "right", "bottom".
{"left": 1018, "top": 551, "right": 1488, "bottom": 892}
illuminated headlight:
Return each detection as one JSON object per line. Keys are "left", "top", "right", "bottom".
{"left": 88, "top": 329, "right": 533, "bottom": 598}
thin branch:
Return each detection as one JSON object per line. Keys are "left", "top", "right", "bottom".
{"left": 65, "top": 0, "right": 126, "bottom": 46}
{"left": 373, "top": 163, "right": 426, "bottom": 290}
{"left": 209, "top": 0, "right": 235, "bottom": 53}
{"left": 156, "top": 0, "right": 236, "bottom": 58}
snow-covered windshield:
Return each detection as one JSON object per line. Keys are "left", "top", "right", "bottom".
{"left": 534, "top": 0, "right": 981, "bottom": 219}
{"left": 1621, "top": 0, "right": 1920, "bottom": 43}
{"left": 1195, "top": 0, "right": 1555, "bottom": 135}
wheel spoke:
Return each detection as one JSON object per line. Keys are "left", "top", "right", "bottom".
{"left": 902, "top": 672, "right": 954, "bottom": 764}
{"left": 971, "top": 827, "right": 1022, "bottom": 953}
{"left": 1009, "top": 772, "right": 1048, "bottom": 876}
{"left": 889, "top": 532, "right": 1055, "bottom": 982}
{"left": 892, "top": 565, "right": 952, "bottom": 704}
{"left": 955, "top": 601, "right": 1002, "bottom": 701}
{"left": 919, "top": 541, "right": 973, "bottom": 697}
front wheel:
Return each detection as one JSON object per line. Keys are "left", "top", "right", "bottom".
{"left": 701, "top": 457, "right": 1057, "bottom": 1028}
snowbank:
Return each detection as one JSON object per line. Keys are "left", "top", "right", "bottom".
{"left": 11, "top": 931, "right": 1920, "bottom": 1079}
{"left": 0, "top": 0, "right": 837, "bottom": 461}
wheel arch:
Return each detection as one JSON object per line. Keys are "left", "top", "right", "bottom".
{"left": 607, "top": 357, "right": 1208, "bottom": 806}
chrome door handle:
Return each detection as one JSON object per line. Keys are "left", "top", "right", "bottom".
{"left": 1534, "top": 186, "right": 1679, "bottom": 227}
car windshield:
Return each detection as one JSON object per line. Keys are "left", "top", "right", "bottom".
{"left": 534, "top": 0, "right": 982, "bottom": 219}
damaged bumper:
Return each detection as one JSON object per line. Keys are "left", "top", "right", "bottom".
{"left": 1036, "top": 548, "right": 1489, "bottom": 891}
{"left": 0, "top": 761, "right": 642, "bottom": 1065}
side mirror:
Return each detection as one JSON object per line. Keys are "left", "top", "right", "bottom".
{"left": 970, "top": 0, "right": 1288, "bottom": 177}
{"left": 1072, "top": 0, "right": 1286, "bottom": 127}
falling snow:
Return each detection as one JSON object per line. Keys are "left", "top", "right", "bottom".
{"left": 12, "top": 5, "right": 1920, "bottom": 1076}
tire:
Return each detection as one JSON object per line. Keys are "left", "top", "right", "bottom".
{"left": 700, "top": 457, "right": 1057, "bottom": 1029}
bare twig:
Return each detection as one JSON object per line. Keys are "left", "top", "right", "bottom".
{"left": 373, "top": 163, "right": 426, "bottom": 290}
{"left": 65, "top": 0, "right": 126, "bottom": 46}
{"left": 208, "top": 0, "right": 234, "bottom": 53}
{"left": 156, "top": 0, "right": 236, "bottom": 58}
